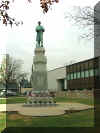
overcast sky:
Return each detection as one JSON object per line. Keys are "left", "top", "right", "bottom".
{"left": 0, "top": 0, "right": 99, "bottom": 74}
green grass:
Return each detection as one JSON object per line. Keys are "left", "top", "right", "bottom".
{"left": 0, "top": 98, "right": 6, "bottom": 104}
{"left": 0, "top": 96, "right": 94, "bottom": 105}
{"left": 0, "top": 97, "right": 26, "bottom": 104}
{"left": 55, "top": 97, "right": 94, "bottom": 105}
{"left": 6, "top": 97, "right": 27, "bottom": 104}
{"left": 0, "top": 96, "right": 94, "bottom": 131}
{"left": 6, "top": 109, "right": 94, "bottom": 127}
{"left": 0, "top": 113, "right": 6, "bottom": 133}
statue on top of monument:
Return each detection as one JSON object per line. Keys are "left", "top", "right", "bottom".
{"left": 36, "top": 21, "right": 45, "bottom": 48}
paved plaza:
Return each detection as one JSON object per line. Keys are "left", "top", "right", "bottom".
{"left": 0, "top": 102, "right": 94, "bottom": 116}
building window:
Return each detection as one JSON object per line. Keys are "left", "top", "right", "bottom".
{"left": 67, "top": 74, "right": 70, "bottom": 80}
{"left": 94, "top": 68, "right": 98, "bottom": 76}
{"left": 74, "top": 72, "right": 77, "bottom": 79}
{"left": 81, "top": 71, "right": 85, "bottom": 78}
{"left": 71, "top": 73, "right": 73, "bottom": 80}
{"left": 77, "top": 72, "right": 80, "bottom": 78}
{"left": 89, "top": 69, "right": 94, "bottom": 77}
{"left": 85, "top": 70, "right": 89, "bottom": 78}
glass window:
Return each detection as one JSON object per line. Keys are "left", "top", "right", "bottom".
{"left": 94, "top": 69, "right": 98, "bottom": 76}
{"left": 71, "top": 73, "right": 73, "bottom": 80}
{"left": 67, "top": 74, "right": 70, "bottom": 80}
{"left": 89, "top": 69, "right": 94, "bottom": 77}
{"left": 77, "top": 72, "right": 80, "bottom": 78}
{"left": 81, "top": 71, "right": 85, "bottom": 78}
{"left": 74, "top": 72, "right": 77, "bottom": 79}
{"left": 85, "top": 70, "right": 89, "bottom": 78}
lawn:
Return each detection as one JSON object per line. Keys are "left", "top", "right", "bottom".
{"left": 0, "top": 113, "right": 6, "bottom": 133}
{"left": 55, "top": 97, "right": 94, "bottom": 105}
{"left": 6, "top": 109, "right": 94, "bottom": 127}
{"left": 0, "top": 96, "right": 94, "bottom": 132}
{"left": 0, "top": 97, "right": 26, "bottom": 104}
{"left": 0, "top": 96, "right": 94, "bottom": 105}
{"left": 6, "top": 97, "right": 27, "bottom": 104}
{"left": 0, "top": 98, "right": 6, "bottom": 104}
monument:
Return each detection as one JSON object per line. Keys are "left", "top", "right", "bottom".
{"left": 31, "top": 21, "right": 48, "bottom": 91}
{"left": 25, "top": 21, "right": 56, "bottom": 106}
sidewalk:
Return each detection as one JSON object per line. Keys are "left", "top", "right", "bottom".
{"left": 0, "top": 103, "right": 94, "bottom": 116}
{"left": 0, "top": 104, "right": 6, "bottom": 112}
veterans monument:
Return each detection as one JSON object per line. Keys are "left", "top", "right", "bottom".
{"left": 25, "top": 21, "right": 55, "bottom": 106}
{"left": 31, "top": 21, "right": 48, "bottom": 91}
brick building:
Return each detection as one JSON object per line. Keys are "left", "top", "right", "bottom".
{"left": 48, "top": 57, "right": 100, "bottom": 91}
{"left": 66, "top": 57, "right": 100, "bottom": 90}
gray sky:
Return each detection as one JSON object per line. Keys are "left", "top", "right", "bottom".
{"left": 0, "top": 0, "right": 99, "bottom": 74}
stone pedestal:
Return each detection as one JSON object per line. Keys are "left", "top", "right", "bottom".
{"left": 31, "top": 47, "right": 48, "bottom": 91}
{"left": 24, "top": 47, "right": 56, "bottom": 107}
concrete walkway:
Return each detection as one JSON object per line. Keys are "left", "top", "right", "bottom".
{"left": 0, "top": 104, "right": 6, "bottom": 112}
{"left": 0, "top": 103, "right": 94, "bottom": 116}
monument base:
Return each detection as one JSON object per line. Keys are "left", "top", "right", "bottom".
{"left": 24, "top": 90, "right": 56, "bottom": 107}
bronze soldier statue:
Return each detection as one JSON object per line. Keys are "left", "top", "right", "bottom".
{"left": 36, "top": 21, "right": 45, "bottom": 48}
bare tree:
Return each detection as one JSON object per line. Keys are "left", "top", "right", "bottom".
{"left": 0, "top": 54, "right": 28, "bottom": 87}
{"left": 65, "top": 5, "right": 100, "bottom": 39}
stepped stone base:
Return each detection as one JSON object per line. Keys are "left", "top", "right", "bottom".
{"left": 24, "top": 90, "right": 56, "bottom": 107}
